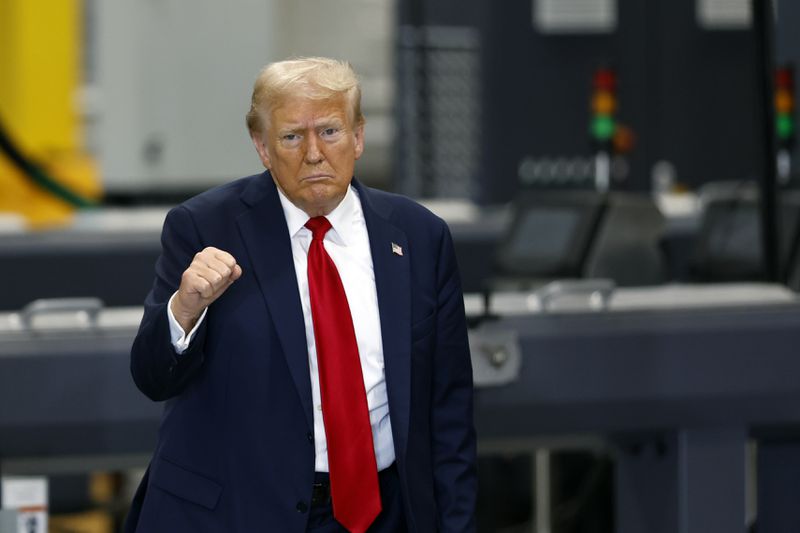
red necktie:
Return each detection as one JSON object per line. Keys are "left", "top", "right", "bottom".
{"left": 305, "top": 216, "right": 381, "bottom": 533}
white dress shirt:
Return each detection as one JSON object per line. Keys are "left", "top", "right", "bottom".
{"left": 167, "top": 184, "right": 395, "bottom": 472}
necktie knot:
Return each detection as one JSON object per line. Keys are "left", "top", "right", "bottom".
{"left": 305, "top": 216, "right": 332, "bottom": 241}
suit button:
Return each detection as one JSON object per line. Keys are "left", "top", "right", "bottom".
{"left": 296, "top": 501, "right": 308, "bottom": 513}
{"left": 307, "top": 432, "right": 313, "bottom": 443}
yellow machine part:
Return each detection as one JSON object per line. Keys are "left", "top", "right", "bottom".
{"left": 0, "top": 154, "right": 99, "bottom": 228}
{"left": 0, "top": 0, "right": 101, "bottom": 228}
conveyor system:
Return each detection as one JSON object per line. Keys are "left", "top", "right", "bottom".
{"left": 3, "top": 283, "right": 800, "bottom": 531}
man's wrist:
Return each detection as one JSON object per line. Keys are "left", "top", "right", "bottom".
{"left": 167, "top": 292, "right": 208, "bottom": 354}
{"left": 170, "top": 297, "right": 201, "bottom": 333}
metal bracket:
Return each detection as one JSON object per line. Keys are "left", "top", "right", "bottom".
{"left": 19, "top": 297, "right": 104, "bottom": 331}
{"left": 469, "top": 327, "right": 521, "bottom": 387}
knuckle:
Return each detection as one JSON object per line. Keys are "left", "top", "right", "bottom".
{"left": 201, "top": 280, "right": 213, "bottom": 295}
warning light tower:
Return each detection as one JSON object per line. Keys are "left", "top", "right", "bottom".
{"left": 590, "top": 67, "right": 617, "bottom": 192}
{"left": 775, "top": 65, "right": 795, "bottom": 183}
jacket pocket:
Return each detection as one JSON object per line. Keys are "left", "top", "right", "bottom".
{"left": 150, "top": 456, "right": 222, "bottom": 510}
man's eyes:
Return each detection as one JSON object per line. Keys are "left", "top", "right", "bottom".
{"left": 279, "top": 133, "right": 302, "bottom": 147}
{"left": 278, "top": 128, "right": 341, "bottom": 145}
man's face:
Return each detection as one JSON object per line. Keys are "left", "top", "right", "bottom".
{"left": 251, "top": 94, "right": 364, "bottom": 217}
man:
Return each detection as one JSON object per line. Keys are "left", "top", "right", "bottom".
{"left": 125, "top": 57, "right": 476, "bottom": 532}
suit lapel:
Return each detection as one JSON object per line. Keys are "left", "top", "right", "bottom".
{"left": 355, "top": 181, "right": 412, "bottom": 462}
{"left": 236, "top": 173, "right": 314, "bottom": 431}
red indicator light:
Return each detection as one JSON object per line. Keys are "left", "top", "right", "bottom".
{"left": 593, "top": 69, "right": 617, "bottom": 91}
{"left": 776, "top": 68, "right": 794, "bottom": 89}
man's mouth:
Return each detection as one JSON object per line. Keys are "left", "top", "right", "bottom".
{"left": 303, "top": 174, "right": 332, "bottom": 182}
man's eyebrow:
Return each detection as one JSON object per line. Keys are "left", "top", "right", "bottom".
{"left": 277, "top": 122, "right": 304, "bottom": 132}
{"left": 277, "top": 116, "right": 344, "bottom": 132}
{"left": 313, "top": 116, "right": 345, "bottom": 127}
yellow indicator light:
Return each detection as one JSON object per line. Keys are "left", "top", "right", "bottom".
{"left": 592, "top": 91, "right": 616, "bottom": 115}
{"left": 776, "top": 90, "right": 794, "bottom": 114}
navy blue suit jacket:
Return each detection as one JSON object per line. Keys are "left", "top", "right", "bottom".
{"left": 126, "top": 172, "right": 477, "bottom": 532}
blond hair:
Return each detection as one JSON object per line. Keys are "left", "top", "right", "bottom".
{"left": 246, "top": 57, "right": 363, "bottom": 135}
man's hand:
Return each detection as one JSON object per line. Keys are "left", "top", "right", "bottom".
{"left": 171, "top": 247, "right": 243, "bottom": 332}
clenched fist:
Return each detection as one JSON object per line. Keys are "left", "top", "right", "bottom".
{"left": 171, "top": 247, "right": 242, "bottom": 332}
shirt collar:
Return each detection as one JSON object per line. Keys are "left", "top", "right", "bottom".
{"left": 276, "top": 183, "right": 359, "bottom": 246}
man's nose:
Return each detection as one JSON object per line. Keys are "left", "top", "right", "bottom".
{"left": 304, "top": 135, "right": 324, "bottom": 164}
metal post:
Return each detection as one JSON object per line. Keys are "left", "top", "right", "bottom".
{"left": 753, "top": 0, "right": 780, "bottom": 281}
{"left": 534, "top": 449, "right": 551, "bottom": 533}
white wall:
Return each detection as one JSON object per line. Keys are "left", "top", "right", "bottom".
{"left": 90, "top": 0, "right": 394, "bottom": 193}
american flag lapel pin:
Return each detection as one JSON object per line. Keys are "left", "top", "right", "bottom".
{"left": 391, "top": 242, "right": 403, "bottom": 256}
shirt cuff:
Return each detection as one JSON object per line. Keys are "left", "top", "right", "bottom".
{"left": 167, "top": 291, "right": 208, "bottom": 354}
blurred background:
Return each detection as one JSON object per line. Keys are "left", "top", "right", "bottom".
{"left": 2, "top": 0, "right": 800, "bottom": 531}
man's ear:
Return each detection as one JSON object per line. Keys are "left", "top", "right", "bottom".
{"left": 251, "top": 132, "right": 271, "bottom": 169}
{"left": 353, "top": 123, "right": 365, "bottom": 160}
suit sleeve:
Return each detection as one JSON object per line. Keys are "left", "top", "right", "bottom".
{"left": 431, "top": 222, "right": 478, "bottom": 532}
{"left": 130, "top": 205, "right": 209, "bottom": 401}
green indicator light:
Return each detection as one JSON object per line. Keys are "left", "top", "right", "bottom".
{"left": 777, "top": 114, "right": 794, "bottom": 139}
{"left": 591, "top": 115, "right": 616, "bottom": 140}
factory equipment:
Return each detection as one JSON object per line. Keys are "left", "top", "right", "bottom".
{"left": 0, "top": 0, "right": 100, "bottom": 228}
{"left": 4, "top": 283, "right": 800, "bottom": 532}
